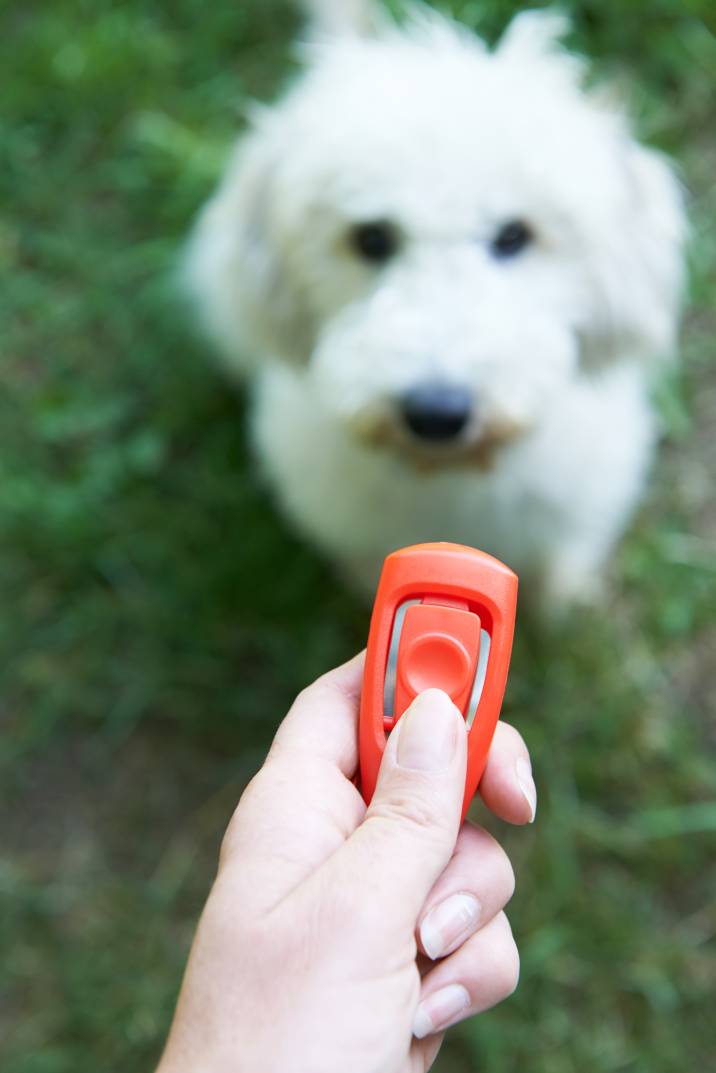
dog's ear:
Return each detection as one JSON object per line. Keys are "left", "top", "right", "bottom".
{"left": 496, "top": 10, "right": 588, "bottom": 99}
{"left": 299, "top": 0, "right": 385, "bottom": 37}
{"left": 499, "top": 9, "right": 569, "bottom": 52}
{"left": 184, "top": 116, "right": 315, "bottom": 376}
{"left": 497, "top": 11, "right": 686, "bottom": 368}
{"left": 580, "top": 140, "right": 686, "bottom": 370}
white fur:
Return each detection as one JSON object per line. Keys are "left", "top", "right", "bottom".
{"left": 186, "top": 3, "right": 685, "bottom": 605}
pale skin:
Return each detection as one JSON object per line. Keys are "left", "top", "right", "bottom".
{"left": 157, "top": 653, "right": 537, "bottom": 1073}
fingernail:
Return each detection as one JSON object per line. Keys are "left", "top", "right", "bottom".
{"left": 515, "top": 758, "right": 537, "bottom": 823}
{"left": 397, "top": 690, "right": 460, "bottom": 773}
{"left": 413, "top": 983, "right": 471, "bottom": 1039}
{"left": 420, "top": 893, "right": 482, "bottom": 960}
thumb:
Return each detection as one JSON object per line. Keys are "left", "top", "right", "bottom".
{"left": 341, "top": 690, "right": 467, "bottom": 923}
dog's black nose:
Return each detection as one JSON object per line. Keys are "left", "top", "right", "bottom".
{"left": 401, "top": 384, "right": 472, "bottom": 443}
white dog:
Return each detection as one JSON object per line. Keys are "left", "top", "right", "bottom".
{"left": 187, "top": 1, "right": 685, "bottom": 607}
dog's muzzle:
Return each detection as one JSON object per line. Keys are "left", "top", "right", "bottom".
{"left": 348, "top": 383, "right": 532, "bottom": 470}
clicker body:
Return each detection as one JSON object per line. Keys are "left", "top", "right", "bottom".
{"left": 359, "top": 543, "right": 518, "bottom": 822}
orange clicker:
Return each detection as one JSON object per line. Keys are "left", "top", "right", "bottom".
{"left": 359, "top": 543, "right": 518, "bottom": 822}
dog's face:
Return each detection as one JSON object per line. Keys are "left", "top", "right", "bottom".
{"left": 189, "top": 10, "right": 684, "bottom": 467}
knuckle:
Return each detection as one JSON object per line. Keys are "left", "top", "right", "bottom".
{"left": 460, "top": 826, "right": 516, "bottom": 905}
{"left": 295, "top": 677, "right": 335, "bottom": 711}
{"left": 370, "top": 784, "right": 452, "bottom": 844}
{"left": 497, "top": 720, "right": 528, "bottom": 755}
{"left": 293, "top": 682, "right": 317, "bottom": 709}
{"left": 217, "top": 765, "right": 279, "bottom": 869}
{"left": 218, "top": 801, "right": 244, "bottom": 868}
{"left": 494, "top": 913, "right": 521, "bottom": 998}
{"left": 498, "top": 847, "right": 517, "bottom": 904}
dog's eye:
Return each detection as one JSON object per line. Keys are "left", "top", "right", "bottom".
{"left": 490, "top": 220, "right": 533, "bottom": 259}
{"left": 349, "top": 221, "right": 399, "bottom": 264}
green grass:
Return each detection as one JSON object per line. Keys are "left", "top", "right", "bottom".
{"left": 1, "top": 2, "right": 715, "bottom": 1070}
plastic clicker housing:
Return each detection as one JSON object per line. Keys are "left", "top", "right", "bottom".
{"left": 359, "top": 543, "right": 518, "bottom": 822}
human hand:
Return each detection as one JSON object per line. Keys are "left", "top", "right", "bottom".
{"left": 157, "top": 652, "right": 536, "bottom": 1073}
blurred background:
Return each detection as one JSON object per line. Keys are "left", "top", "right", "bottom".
{"left": 2, "top": 1, "right": 715, "bottom": 1070}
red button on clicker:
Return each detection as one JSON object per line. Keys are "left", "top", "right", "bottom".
{"left": 394, "top": 603, "right": 482, "bottom": 719}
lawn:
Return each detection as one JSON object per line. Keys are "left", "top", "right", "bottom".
{"left": 1, "top": 2, "right": 715, "bottom": 1070}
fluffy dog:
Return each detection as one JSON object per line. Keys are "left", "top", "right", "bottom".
{"left": 187, "top": 1, "right": 685, "bottom": 607}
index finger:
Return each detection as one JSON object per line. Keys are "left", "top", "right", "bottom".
{"left": 269, "top": 650, "right": 365, "bottom": 777}
{"left": 217, "top": 653, "right": 366, "bottom": 912}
